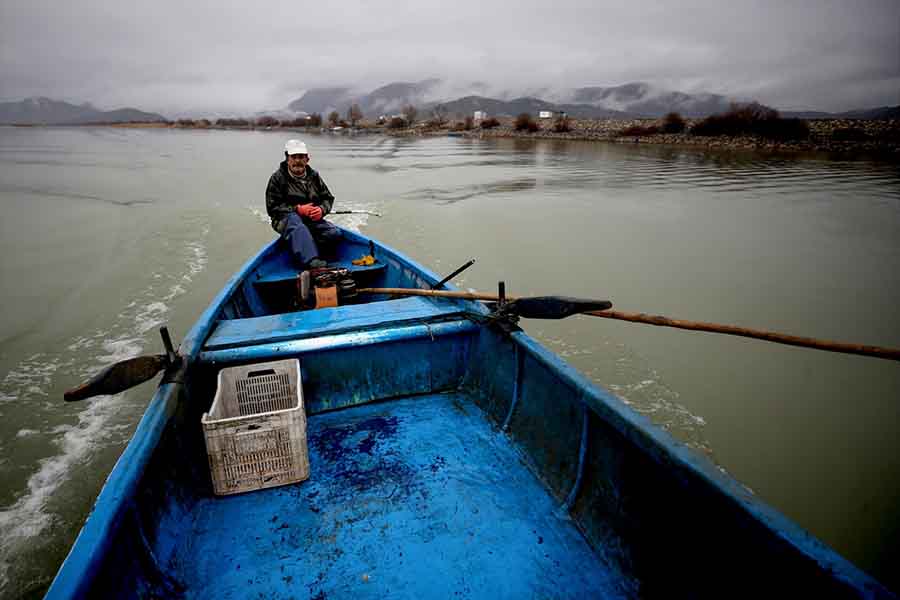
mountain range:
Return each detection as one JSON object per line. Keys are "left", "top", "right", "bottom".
{"left": 285, "top": 79, "right": 899, "bottom": 120}
{"left": 2, "top": 82, "right": 897, "bottom": 125}
{"left": 0, "top": 97, "right": 165, "bottom": 125}
{"left": 286, "top": 80, "right": 742, "bottom": 119}
{"left": 287, "top": 79, "right": 900, "bottom": 119}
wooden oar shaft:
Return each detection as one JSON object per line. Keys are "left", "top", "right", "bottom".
{"left": 359, "top": 287, "right": 900, "bottom": 362}
{"left": 587, "top": 310, "right": 900, "bottom": 361}
{"left": 358, "top": 287, "right": 500, "bottom": 301}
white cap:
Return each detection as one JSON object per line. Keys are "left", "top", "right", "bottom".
{"left": 284, "top": 139, "right": 308, "bottom": 155}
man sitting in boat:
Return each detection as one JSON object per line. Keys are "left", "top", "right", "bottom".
{"left": 265, "top": 139, "right": 339, "bottom": 269}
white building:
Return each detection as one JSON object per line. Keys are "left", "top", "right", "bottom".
{"left": 473, "top": 110, "right": 487, "bottom": 123}
{"left": 538, "top": 111, "right": 554, "bottom": 119}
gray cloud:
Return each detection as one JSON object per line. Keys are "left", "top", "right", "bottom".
{"left": 1, "top": 0, "right": 897, "bottom": 115}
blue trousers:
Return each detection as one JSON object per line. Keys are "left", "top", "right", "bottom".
{"left": 280, "top": 213, "right": 340, "bottom": 266}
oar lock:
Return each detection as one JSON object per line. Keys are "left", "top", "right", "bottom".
{"left": 159, "top": 326, "right": 185, "bottom": 385}
{"left": 160, "top": 326, "right": 178, "bottom": 367}
{"left": 486, "top": 280, "right": 614, "bottom": 327}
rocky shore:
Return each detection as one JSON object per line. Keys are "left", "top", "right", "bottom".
{"left": 429, "top": 117, "right": 900, "bottom": 158}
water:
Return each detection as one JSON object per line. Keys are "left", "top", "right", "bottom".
{"left": 1, "top": 127, "right": 898, "bottom": 597}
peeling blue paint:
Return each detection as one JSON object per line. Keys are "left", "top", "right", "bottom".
{"left": 168, "top": 395, "right": 625, "bottom": 599}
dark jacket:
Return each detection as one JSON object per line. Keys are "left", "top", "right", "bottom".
{"left": 265, "top": 161, "right": 335, "bottom": 233}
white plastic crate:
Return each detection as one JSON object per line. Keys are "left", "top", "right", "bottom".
{"left": 202, "top": 359, "right": 309, "bottom": 495}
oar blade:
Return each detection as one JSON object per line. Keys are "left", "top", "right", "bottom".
{"left": 509, "top": 296, "right": 612, "bottom": 319}
{"left": 64, "top": 354, "right": 167, "bottom": 402}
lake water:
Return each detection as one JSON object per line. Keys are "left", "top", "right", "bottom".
{"left": 1, "top": 126, "right": 898, "bottom": 597}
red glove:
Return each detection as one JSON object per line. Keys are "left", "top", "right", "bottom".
{"left": 308, "top": 206, "right": 323, "bottom": 221}
{"left": 296, "top": 204, "right": 313, "bottom": 218}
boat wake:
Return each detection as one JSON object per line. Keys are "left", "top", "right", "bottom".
{"left": 0, "top": 228, "right": 210, "bottom": 596}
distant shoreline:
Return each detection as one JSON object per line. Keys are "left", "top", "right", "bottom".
{"left": 416, "top": 117, "right": 900, "bottom": 159}
{"left": 11, "top": 117, "right": 897, "bottom": 159}
{"left": 464, "top": 119, "right": 900, "bottom": 158}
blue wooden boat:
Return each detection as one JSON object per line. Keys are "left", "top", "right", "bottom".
{"left": 47, "top": 227, "right": 892, "bottom": 599}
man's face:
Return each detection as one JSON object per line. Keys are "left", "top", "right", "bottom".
{"left": 287, "top": 153, "right": 309, "bottom": 176}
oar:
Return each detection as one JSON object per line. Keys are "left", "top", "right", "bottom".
{"left": 64, "top": 355, "right": 167, "bottom": 401}
{"left": 330, "top": 210, "right": 382, "bottom": 217}
{"left": 357, "top": 287, "right": 611, "bottom": 319}
{"left": 590, "top": 310, "right": 900, "bottom": 361}
{"left": 64, "top": 326, "right": 180, "bottom": 402}
{"left": 357, "top": 287, "right": 900, "bottom": 362}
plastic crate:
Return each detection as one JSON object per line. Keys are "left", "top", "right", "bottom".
{"left": 202, "top": 359, "right": 309, "bottom": 495}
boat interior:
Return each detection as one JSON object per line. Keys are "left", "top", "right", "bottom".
{"left": 83, "top": 230, "right": 875, "bottom": 599}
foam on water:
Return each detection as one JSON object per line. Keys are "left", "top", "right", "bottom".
{"left": 246, "top": 204, "right": 373, "bottom": 233}
{"left": 0, "top": 355, "right": 63, "bottom": 406}
{"left": 605, "top": 350, "right": 712, "bottom": 456}
{"left": 0, "top": 228, "right": 210, "bottom": 594}
{"left": 537, "top": 333, "right": 713, "bottom": 457}
{"left": 0, "top": 395, "right": 124, "bottom": 584}
{"left": 248, "top": 206, "right": 270, "bottom": 225}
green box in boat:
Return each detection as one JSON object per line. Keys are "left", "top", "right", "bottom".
{"left": 201, "top": 359, "right": 309, "bottom": 495}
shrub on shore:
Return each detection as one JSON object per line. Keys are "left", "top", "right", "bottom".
{"left": 691, "top": 103, "right": 810, "bottom": 140}
{"left": 514, "top": 113, "right": 540, "bottom": 132}
{"left": 831, "top": 127, "right": 869, "bottom": 142}
{"left": 480, "top": 118, "right": 501, "bottom": 129}
{"left": 215, "top": 118, "right": 250, "bottom": 127}
{"left": 449, "top": 117, "right": 474, "bottom": 132}
{"left": 619, "top": 124, "right": 660, "bottom": 136}
{"left": 661, "top": 112, "right": 686, "bottom": 133}
{"left": 388, "top": 116, "right": 408, "bottom": 129}
{"left": 552, "top": 115, "right": 572, "bottom": 133}
{"left": 257, "top": 116, "right": 280, "bottom": 127}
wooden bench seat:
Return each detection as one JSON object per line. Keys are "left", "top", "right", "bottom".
{"left": 204, "top": 296, "right": 468, "bottom": 350}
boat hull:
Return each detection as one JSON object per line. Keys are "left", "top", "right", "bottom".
{"left": 46, "top": 228, "right": 893, "bottom": 599}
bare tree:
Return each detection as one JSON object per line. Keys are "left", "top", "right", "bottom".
{"left": 402, "top": 104, "right": 418, "bottom": 126}
{"left": 346, "top": 104, "right": 363, "bottom": 127}
{"left": 328, "top": 111, "right": 340, "bottom": 126}
{"left": 430, "top": 104, "right": 448, "bottom": 127}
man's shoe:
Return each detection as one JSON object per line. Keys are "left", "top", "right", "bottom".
{"left": 307, "top": 258, "right": 327, "bottom": 269}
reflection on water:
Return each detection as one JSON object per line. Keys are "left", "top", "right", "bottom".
{"left": 405, "top": 178, "right": 538, "bottom": 204}
{"left": 0, "top": 182, "right": 157, "bottom": 206}
{"left": 0, "top": 128, "right": 898, "bottom": 596}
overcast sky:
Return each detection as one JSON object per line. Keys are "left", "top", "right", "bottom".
{"left": 1, "top": 0, "right": 898, "bottom": 116}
